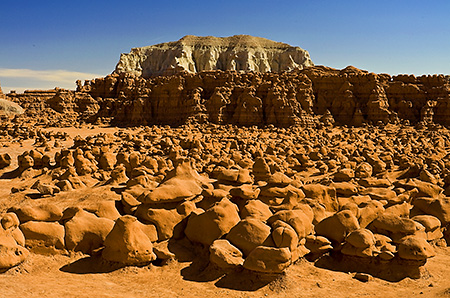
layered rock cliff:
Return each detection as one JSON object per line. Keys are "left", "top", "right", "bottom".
{"left": 75, "top": 66, "right": 449, "bottom": 127}
{"left": 7, "top": 66, "right": 450, "bottom": 128}
{"left": 114, "top": 35, "right": 314, "bottom": 77}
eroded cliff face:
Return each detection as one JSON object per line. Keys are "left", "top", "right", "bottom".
{"left": 73, "top": 66, "right": 450, "bottom": 127}
{"left": 7, "top": 66, "right": 450, "bottom": 128}
{"left": 114, "top": 35, "right": 314, "bottom": 77}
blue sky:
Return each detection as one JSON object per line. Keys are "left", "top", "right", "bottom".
{"left": 1, "top": 0, "right": 449, "bottom": 92}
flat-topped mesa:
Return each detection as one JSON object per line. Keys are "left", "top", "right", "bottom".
{"left": 114, "top": 35, "right": 314, "bottom": 77}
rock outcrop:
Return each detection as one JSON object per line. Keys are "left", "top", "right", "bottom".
{"left": 6, "top": 66, "right": 450, "bottom": 128}
{"left": 114, "top": 35, "right": 314, "bottom": 77}
{"left": 79, "top": 66, "right": 450, "bottom": 127}
{"left": 0, "top": 82, "right": 24, "bottom": 116}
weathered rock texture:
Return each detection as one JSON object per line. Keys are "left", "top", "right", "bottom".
{"left": 0, "top": 82, "right": 24, "bottom": 116}
{"left": 114, "top": 35, "right": 314, "bottom": 77}
{"left": 79, "top": 66, "right": 450, "bottom": 127}
{"left": 1, "top": 118, "right": 448, "bottom": 277}
{"left": 7, "top": 66, "right": 450, "bottom": 128}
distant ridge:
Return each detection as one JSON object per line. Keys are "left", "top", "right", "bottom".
{"left": 114, "top": 35, "right": 314, "bottom": 77}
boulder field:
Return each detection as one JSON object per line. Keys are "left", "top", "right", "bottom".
{"left": 0, "top": 122, "right": 449, "bottom": 281}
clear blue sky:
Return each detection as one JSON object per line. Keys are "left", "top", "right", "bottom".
{"left": 1, "top": 0, "right": 449, "bottom": 92}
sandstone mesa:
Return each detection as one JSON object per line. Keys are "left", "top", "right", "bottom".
{"left": 114, "top": 35, "right": 314, "bottom": 77}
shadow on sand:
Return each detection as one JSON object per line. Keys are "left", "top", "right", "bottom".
{"left": 59, "top": 256, "right": 126, "bottom": 274}
{"left": 60, "top": 239, "right": 282, "bottom": 291}
{"left": 0, "top": 167, "right": 22, "bottom": 179}
{"left": 180, "top": 252, "right": 280, "bottom": 291}
{"left": 314, "top": 251, "right": 425, "bottom": 282}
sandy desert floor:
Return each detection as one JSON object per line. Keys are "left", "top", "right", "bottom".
{"left": 0, "top": 247, "right": 449, "bottom": 298}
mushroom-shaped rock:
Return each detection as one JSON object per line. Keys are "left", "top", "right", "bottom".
{"left": 107, "top": 164, "right": 129, "bottom": 184}
{"left": 34, "top": 182, "right": 59, "bottom": 196}
{"left": 0, "top": 235, "right": 29, "bottom": 272}
{"left": 141, "top": 160, "right": 211, "bottom": 204}
{"left": 240, "top": 200, "right": 272, "bottom": 221}
{"left": 243, "top": 246, "right": 291, "bottom": 273}
{"left": 369, "top": 214, "right": 419, "bottom": 243}
{"left": 153, "top": 240, "right": 176, "bottom": 260}
{"left": 305, "top": 235, "right": 333, "bottom": 255}
{"left": 217, "top": 168, "right": 253, "bottom": 184}
{"left": 18, "top": 154, "right": 34, "bottom": 170}
{"left": 199, "top": 188, "right": 230, "bottom": 210}
{"left": 304, "top": 200, "right": 329, "bottom": 225}
{"left": 266, "top": 172, "right": 292, "bottom": 187}
{"left": 74, "top": 153, "right": 97, "bottom": 175}
{"left": 10, "top": 204, "right": 63, "bottom": 223}
{"left": 340, "top": 202, "right": 360, "bottom": 218}
{"left": 98, "top": 151, "right": 116, "bottom": 171}
{"left": 384, "top": 201, "right": 411, "bottom": 217}
{"left": 226, "top": 218, "right": 273, "bottom": 256}
{"left": 1, "top": 213, "right": 20, "bottom": 231}
{"left": 102, "top": 215, "right": 156, "bottom": 265}
{"left": 358, "top": 177, "right": 392, "bottom": 188}
{"left": 397, "top": 178, "right": 442, "bottom": 198}
{"left": 0, "top": 153, "right": 11, "bottom": 169}
{"left": 341, "top": 228, "right": 377, "bottom": 258}
{"left": 185, "top": 198, "right": 240, "bottom": 246}
{"left": 359, "top": 188, "right": 398, "bottom": 204}
{"left": 209, "top": 239, "right": 244, "bottom": 269}
{"left": 373, "top": 234, "right": 396, "bottom": 260}
{"left": 121, "top": 191, "right": 143, "bottom": 215}
{"left": 331, "top": 182, "right": 359, "bottom": 197}
{"left": 355, "top": 162, "right": 373, "bottom": 178}
{"left": 268, "top": 209, "right": 314, "bottom": 239}
{"left": 135, "top": 205, "right": 184, "bottom": 241}
{"left": 1, "top": 213, "right": 24, "bottom": 246}
{"left": 230, "top": 184, "right": 260, "bottom": 200}
{"left": 345, "top": 228, "right": 376, "bottom": 248}
{"left": 85, "top": 200, "right": 121, "bottom": 221}
{"left": 20, "top": 221, "right": 65, "bottom": 249}
{"left": 412, "top": 197, "right": 450, "bottom": 225}
{"left": 64, "top": 208, "right": 114, "bottom": 254}
{"left": 315, "top": 210, "right": 360, "bottom": 244}
{"left": 302, "top": 184, "right": 338, "bottom": 212}
{"left": 252, "top": 157, "right": 271, "bottom": 181}
{"left": 358, "top": 200, "right": 385, "bottom": 228}
{"left": 333, "top": 168, "right": 355, "bottom": 182}
{"left": 271, "top": 220, "right": 299, "bottom": 251}
{"left": 0, "top": 214, "right": 29, "bottom": 272}
{"left": 411, "top": 215, "right": 443, "bottom": 241}
{"left": 397, "top": 236, "right": 435, "bottom": 260}
{"left": 258, "top": 184, "right": 305, "bottom": 201}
